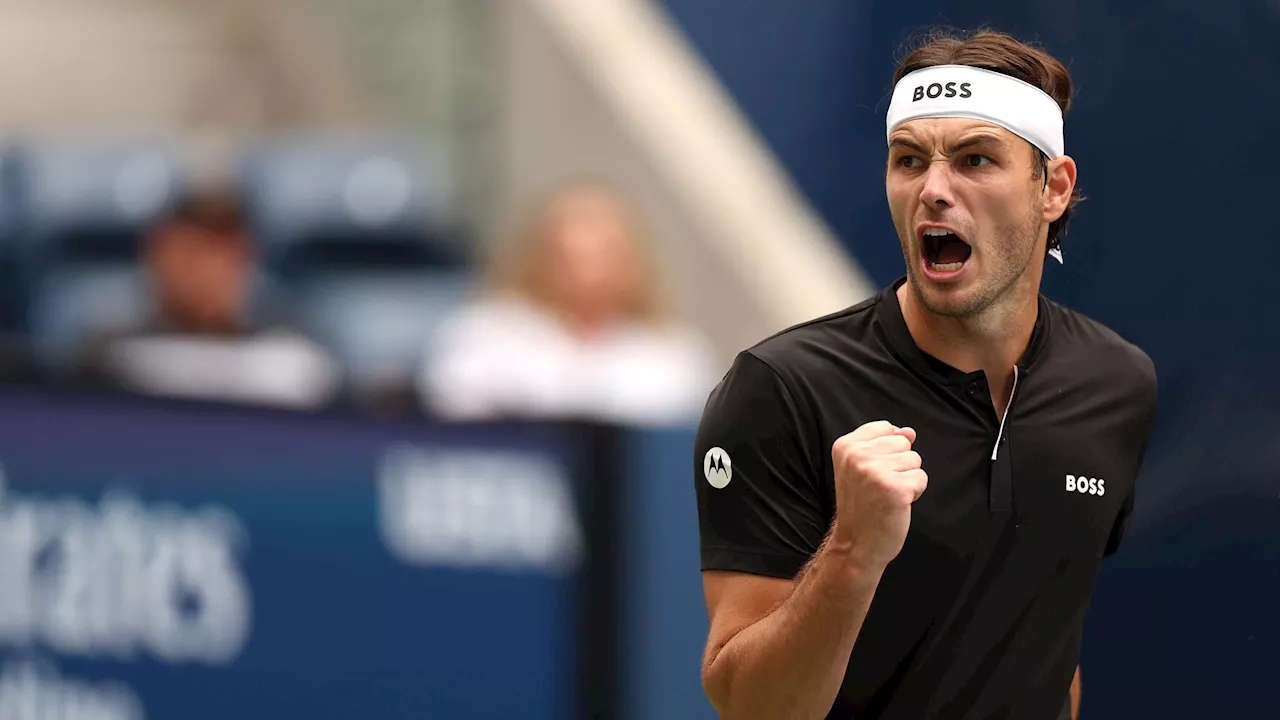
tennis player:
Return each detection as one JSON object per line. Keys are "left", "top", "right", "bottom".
{"left": 694, "top": 28, "right": 1158, "bottom": 720}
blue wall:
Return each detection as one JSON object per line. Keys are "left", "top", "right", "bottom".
{"left": 623, "top": 428, "right": 714, "bottom": 720}
{"left": 659, "top": 1, "right": 1280, "bottom": 716}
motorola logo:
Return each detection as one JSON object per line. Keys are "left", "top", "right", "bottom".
{"left": 703, "top": 447, "right": 732, "bottom": 489}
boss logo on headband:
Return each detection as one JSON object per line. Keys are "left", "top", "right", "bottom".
{"left": 912, "top": 82, "right": 973, "bottom": 102}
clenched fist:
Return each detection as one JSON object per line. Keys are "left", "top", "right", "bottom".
{"left": 830, "top": 421, "right": 928, "bottom": 570}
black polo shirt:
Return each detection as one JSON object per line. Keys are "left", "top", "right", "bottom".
{"left": 694, "top": 278, "right": 1158, "bottom": 720}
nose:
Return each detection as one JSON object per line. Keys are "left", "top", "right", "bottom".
{"left": 919, "top": 162, "right": 955, "bottom": 210}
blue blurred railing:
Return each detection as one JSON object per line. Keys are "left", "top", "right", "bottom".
{"left": 0, "top": 387, "right": 608, "bottom": 719}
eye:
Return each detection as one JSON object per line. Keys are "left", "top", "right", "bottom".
{"left": 965, "top": 154, "right": 994, "bottom": 168}
{"left": 897, "top": 155, "right": 924, "bottom": 169}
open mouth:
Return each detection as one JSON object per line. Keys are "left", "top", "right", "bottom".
{"left": 921, "top": 227, "right": 972, "bottom": 274}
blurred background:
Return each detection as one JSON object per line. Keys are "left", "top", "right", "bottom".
{"left": 0, "top": 0, "right": 1274, "bottom": 718}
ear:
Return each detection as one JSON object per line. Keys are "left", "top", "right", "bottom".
{"left": 1043, "top": 155, "right": 1077, "bottom": 223}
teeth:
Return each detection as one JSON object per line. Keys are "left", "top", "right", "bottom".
{"left": 930, "top": 261, "right": 964, "bottom": 272}
{"left": 923, "top": 228, "right": 953, "bottom": 237}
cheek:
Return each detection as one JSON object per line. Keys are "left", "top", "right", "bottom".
{"left": 885, "top": 186, "right": 916, "bottom": 235}
{"left": 885, "top": 181, "right": 911, "bottom": 211}
{"left": 969, "top": 190, "right": 1022, "bottom": 235}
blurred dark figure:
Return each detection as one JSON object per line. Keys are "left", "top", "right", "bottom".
{"left": 76, "top": 189, "right": 340, "bottom": 409}
{"left": 420, "top": 180, "right": 717, "bottom": 425}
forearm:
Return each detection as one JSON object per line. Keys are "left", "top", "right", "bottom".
{"left": 702, "top": 537, "right": 885, "bottom": 720}
{"left": 1070, "top": 665, "right": 1081, "bottom": 719}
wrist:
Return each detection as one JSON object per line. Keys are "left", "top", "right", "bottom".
{"left": 823, "top": 530, "right": 888, "bottom": 582}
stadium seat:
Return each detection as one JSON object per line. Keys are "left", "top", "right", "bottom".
{"left": 3, "top": 136, "right": 186, "bottom": 371}
{"left": 239, "top": 133, "right": 474, "bottom": 404}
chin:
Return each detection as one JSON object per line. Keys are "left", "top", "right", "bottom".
{"left": 920, "top": 292, "right": 979, "bottom": 319}
{"left": 909, "top": 272, "right": 988, "bottom": 318}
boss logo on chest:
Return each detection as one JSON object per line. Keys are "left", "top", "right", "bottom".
{"left": 1065, "top": 474, "right": 1106, "bottom": 497}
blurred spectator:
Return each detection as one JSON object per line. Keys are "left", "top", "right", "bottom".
{"left": 420, "top": 180, "right": 718, "bottom": 425}
{"left": 75, "top": 188, "right": 341, "bottom": 409}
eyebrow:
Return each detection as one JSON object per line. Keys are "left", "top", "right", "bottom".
{"left": 888, "top": 133, "right": 1007, "bottom": 155}
{"left": 949, "top": 134, "right": 1005, "bottom": 154}
{"left": 888, "top": 137, "right": 928, "bottom": 155}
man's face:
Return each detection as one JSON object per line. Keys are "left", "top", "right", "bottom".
{"left": 885, "top": 118, "right": 1047, "bottom": 318}
{"left": 148, "top": 221, "right": 252, "bottom": 331}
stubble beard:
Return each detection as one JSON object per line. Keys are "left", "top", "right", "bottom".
{"left": 904, "top": 209, "right": 1044, "bottom": 322}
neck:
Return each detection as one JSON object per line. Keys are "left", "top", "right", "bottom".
{"left": 552, "top": 305, "right": 613, "bottom": 341}
{"left": 157, "top": 305, "right": 243, "bottom": 336}
{"left": 897, "top": 280, "right": 1039, "bottom": 409}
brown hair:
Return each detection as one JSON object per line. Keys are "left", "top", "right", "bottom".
{"left": 482, "top": 179, "right": 671, "bottom": 325}
{"left": 166, "top": 188, "right": 247, "bottom": 236}
{"left": 893, "top": 28, "right": 1083, "bottom": 256}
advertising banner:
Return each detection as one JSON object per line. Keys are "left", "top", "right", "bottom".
{"left": 0, "top": 387, "right": 615, "bottom": 720}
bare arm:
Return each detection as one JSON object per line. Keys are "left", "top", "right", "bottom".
{"left": 1070, "top": 666, "right": 1081, "bottom": 719}
{"left": 701, "top": 535, "right": 884, "bottom": 720}
{"left": 700, "top": 421, "right": 924, "bottom": 719}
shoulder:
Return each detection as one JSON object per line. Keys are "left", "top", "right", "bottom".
{"left": 256, "top": 326, "right": 333, "bottom": 356}
{"left": 740, "top": 293, "right": 883, "bottom": 385}
{"left": 444, "top": 295, "right": 544, "bottom": 332}
{"left": 1043, "top": 298, "right": 1157, "bottom": 403}
{"left": 700, "top": 293, "right": 884, "bottom": 446}
{"left": 432, "top": 296, "right": 561, "bottom": 355}
{"left": 1044, "top": 299, "right": 1155, "bottom": 377}
{"left": 621, "top": 320, "right": 714, "bottom": 359}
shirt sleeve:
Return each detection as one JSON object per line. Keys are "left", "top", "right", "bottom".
{"left": 1105, "top": 357, "right": 1159, "bottom": 557}
{"left": 694, "top": 351, "right": 829, "bottom": 579}
{"left": 1103, "top": 485, "right": 1135, "bottom": 557}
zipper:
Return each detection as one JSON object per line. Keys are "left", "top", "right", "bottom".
{"left": 990, "top": 365, "right": 1019, "bottom": 460}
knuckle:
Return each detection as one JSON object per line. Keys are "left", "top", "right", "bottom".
{"left": 865, "top": 437, "right": 900, "bottom": 456}
{"left": 856, "top": 420, "right": 894, "bottom": 439}
{"left": 853, "top": 457, "right": 878, "bottom": 478}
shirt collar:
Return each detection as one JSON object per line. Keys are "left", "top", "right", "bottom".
{"left": 877, "top": 276, "right": 1051, "bottom": 385}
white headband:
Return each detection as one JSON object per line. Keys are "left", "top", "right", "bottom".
{"left": 886, "top": 65, "right": 1065, "bottom": 159}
